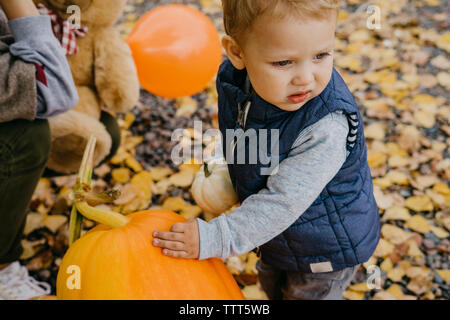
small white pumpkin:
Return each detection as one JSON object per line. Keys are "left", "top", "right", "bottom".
{"left": 191, "top": 158, "right": 239, "bottom": 220}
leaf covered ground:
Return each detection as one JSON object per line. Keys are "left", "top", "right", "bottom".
{"left": 22, "top": 0, "right": 449, "bottom": 300}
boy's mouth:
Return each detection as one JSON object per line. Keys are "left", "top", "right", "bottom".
{"left": 288, "top": 90, "right": 311, "bottom": 104}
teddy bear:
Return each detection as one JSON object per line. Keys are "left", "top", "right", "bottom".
{"left": 34, "top": 0, "right": 140, "bottom": 174}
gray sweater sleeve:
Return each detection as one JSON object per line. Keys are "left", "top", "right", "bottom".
{"left": 8, "top": 15, "right": 78, "bottom": 119}
{"left": 0, "top": 11, "right": 36, "bottom": 122}
{"left": 196, "top": 111, "right": 350, "bottom": 260}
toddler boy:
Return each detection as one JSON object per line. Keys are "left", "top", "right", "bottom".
{"left": 153, "top": 0, "right": 381, "bottom": 300}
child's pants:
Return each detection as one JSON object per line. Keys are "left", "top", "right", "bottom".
{"left": 256, "top": 259, "right": 361, "bottom": 300}
{"left": 0, "top": 112, "right": 120, "bottom": 264}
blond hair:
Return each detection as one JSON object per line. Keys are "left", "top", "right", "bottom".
{"left": 222, "top": 0, "right": 341, "bottom": 42}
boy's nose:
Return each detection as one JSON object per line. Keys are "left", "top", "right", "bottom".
{"left": 291, "top": 73, "right": 314, "bottom": 88}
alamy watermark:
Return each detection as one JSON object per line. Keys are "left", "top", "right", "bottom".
{"left": 170, "top": 121, "right": 280, "bottom": 176}
{"left": 66, "top": 5, "right": 81, "bottom": 29}
{"left": 353, "top": 2, "right": 382, "bottom": 30}
{"left": 366, "top": 265, "right": 382, "bottom": 290}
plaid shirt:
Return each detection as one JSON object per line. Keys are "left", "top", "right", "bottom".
{"left": 37, "top": 3, "right": 88, "bottom": 55}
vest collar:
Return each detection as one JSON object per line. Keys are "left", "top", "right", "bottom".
{"left": 217, "top": 58, "right": 336, "bottom": 124}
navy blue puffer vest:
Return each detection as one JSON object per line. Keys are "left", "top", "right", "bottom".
{"left": 216, "top": 59, "right": 380, "bottom": 273}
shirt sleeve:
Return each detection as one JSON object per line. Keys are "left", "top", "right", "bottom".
{"left": 196, "top": 110, "right": 350, "bottom": 260}
{"left": 8, "top": 14, "right": 78, "bottom": 119}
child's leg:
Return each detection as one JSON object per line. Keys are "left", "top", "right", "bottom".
{"left": 0, "top": 119, "right": 51, "bottom": 264}
{"left": 282, "top": 264, "right": 361, "bottom": 300}
{"left": 98, "top": 111, "right": 121, "bottom": 164}
{"left": 256, "top": 259, "right": 286, "bottom": 300}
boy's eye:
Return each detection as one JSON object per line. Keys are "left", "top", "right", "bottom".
{"left": 272, "top": 60, "right": 292, "bottom": 67}
{"left": 314, "top": 52, "right": 330, "bottom": 60}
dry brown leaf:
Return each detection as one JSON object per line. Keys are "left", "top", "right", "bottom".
{"left": 169, "top": 170, "right": 195, "bottom": 188}
{"left": 20, "top": 239, "right": 46, "bottom": 260}
{"left": 26, "top": 251, "right": 53, "bottom": 271}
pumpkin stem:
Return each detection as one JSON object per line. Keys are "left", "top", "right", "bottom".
{"left": 75, "top": 201, "right": 130, "bottom": 229}
{"left": 204, "top": 162, "right": 212, "bottom": 178}
{"left": 69, "top": 135, "right": 97, "bottom": 246}
{"left": 69, "top": 136, "right": 130, "bottom": 244}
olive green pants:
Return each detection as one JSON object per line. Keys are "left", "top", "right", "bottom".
{"left": 0, "top": 112, "right": 120, "bottom": 263}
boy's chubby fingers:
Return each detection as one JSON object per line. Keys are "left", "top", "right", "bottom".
{"left": 152, "top": 238, "right": 185, "bottom": 251}
{"left": 153, "top": 230, "right": 184, "bottom": 242}
{"left": 162, "top": 249, "right": 189, "bottom": 259}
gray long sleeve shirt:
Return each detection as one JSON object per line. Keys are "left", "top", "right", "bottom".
{"left": 197, "top": 110, "right": 349, "bottom": 260}
{"left": 0, "top": 9, "right": 78, "bottom": 123}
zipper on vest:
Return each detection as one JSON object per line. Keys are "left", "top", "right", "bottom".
{"left": 231, "top": 100, "right": 252, "bottom": 157}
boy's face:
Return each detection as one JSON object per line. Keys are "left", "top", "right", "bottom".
{"left": 227, "top": 12, "right": 337, "bottom": 111}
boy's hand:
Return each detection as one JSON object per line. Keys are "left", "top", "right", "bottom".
{"left": 152, "top": 219, "right": 200, "bottom": 259}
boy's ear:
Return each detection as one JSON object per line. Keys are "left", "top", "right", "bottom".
{"left": 222, "top": 35, "right": 245, "bottom": 70}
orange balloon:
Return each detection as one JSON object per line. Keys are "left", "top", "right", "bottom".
{"left": 127, "top": 4, "right": 222, "bottom": 98}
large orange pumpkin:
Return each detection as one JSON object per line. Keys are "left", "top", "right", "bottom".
{"left": 57, "top": 209, "right": 244, "bottom": 300}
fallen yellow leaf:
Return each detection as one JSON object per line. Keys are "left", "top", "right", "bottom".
{"left": 169, "top": 170, "right": 195, "bottom": 188}
{"left": 381, "top": 224, "right": 413, "bottom": 244}
{"left": 111, "top": 168, "right": 131, "bottom": 184}
{"left": 405, "top": 195, "right": 434, "bottom": 212}
{"left": 241, "top": 285, "right": 268, "bottom": 300}
{"left": 149, "top": 167, "right": 174, "bottom": 181}
{"left": 380, "top": 257, "right": 393, "bottom": 272}
{"left": 343, "top": 290, "right": 365, "bottom": 300}
{"left": 125, "top": 156, "right": 143, "bottom": 173}
{"left": 373, "top": 238, "right": 395, "bottom": 257}
{"left": 429, "top": 226, "right": 449, "bottom": 239}
{"left": 386, "top": 284, "right": 405, "bottom": 300}
{"left": 436, "top": 270, "right": 450, "bottom": 283}
{"left": 179, "top": 205, "right": 202, "bottom": 220}
{"left": 162, "top": 197, "right": 187, "bottom": 212}
{"left": 405, "top": 215, "right": 431, "bottom": 234}
{"left": 387, "top": 267, "right": 406, "bottom": 282}
{"left": 382, "top": 206, "right": 411, "bottom": 221}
